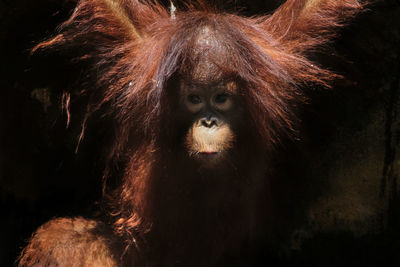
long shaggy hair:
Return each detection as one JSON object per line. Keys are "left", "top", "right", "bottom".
{"left": 30, "top": 0, "right": 364, "bottom": 263}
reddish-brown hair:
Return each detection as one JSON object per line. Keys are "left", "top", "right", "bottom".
{"left": 33, "top": 0, "right": 364, "bottom": 255}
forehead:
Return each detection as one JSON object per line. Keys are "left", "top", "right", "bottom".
{"left": 181, "top": 26, "right": 234, "bottom": 85}
{"left": 180, "top": 79, "right": 238, "bottom": 95}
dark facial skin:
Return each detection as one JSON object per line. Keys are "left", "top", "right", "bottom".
{"left": 179, "top": 79, "right": 243, "bottom": 167}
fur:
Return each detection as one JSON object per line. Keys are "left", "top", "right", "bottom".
{"left": 19, "top": 0, "right": 364, "bottom": 266}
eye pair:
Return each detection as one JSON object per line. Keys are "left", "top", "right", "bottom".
{"left": 188, "top": 93, "right": 229, "bottom": 104}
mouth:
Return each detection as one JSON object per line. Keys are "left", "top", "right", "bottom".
{"left": 199, "top": 151, "right": 219, "bottom": 156}
{"left": 188, "top": 150, "right": 226, "bottom": 169}
{"left": 195, "top": 151, "right": 222, "bottom": 163}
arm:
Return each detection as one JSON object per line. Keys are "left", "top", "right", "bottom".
{"left": 18, "top": 217, "right": 121, "bottom": 267}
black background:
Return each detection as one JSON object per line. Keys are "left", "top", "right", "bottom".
{"left": 1, "top": 0, "right": 400, "bottom": 266}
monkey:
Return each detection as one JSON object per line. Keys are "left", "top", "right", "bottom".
{"left": 18, "top": 0, "right": 365, "bottom": 266}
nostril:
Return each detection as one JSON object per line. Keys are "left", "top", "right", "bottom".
{"left": 209, "top": 119, "right": 217, "bottom": 127}
{"left": 201, "top": 118, "right": 217, "bottom": 128}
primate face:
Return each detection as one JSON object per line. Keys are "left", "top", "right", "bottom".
{"left": 180, "top": 79, "right": 243, "bottom": 167}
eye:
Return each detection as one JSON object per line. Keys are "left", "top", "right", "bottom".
{"left": 215, "top": 93, "right": 229, "bottom": 104}
{"left": 188, "top": 94, "right": 202, "bottom": 104}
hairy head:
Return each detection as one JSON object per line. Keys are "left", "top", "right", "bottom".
{"left": 170, "top": 26, "right": 244, "bottom": 166}
{"left": 32, "top": 0, "right": 365, "bottom": 157}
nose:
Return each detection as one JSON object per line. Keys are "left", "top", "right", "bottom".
{"left": 200, "top": 117, "right": 217, "bottom": 128}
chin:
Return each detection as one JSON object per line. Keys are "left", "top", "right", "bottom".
{"left": 190, "top": 151, "right": 229, "bottom": 170}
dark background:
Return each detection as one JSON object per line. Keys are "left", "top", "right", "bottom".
{"left": 1, "top": 0, "right": 400, "bottom": 266}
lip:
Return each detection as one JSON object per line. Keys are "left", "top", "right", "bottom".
{"left": 199, "top": 151, "right": 219, "bottom": 156}
{"left": 200, "top": 151, "right": 218, "bottom": 156}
